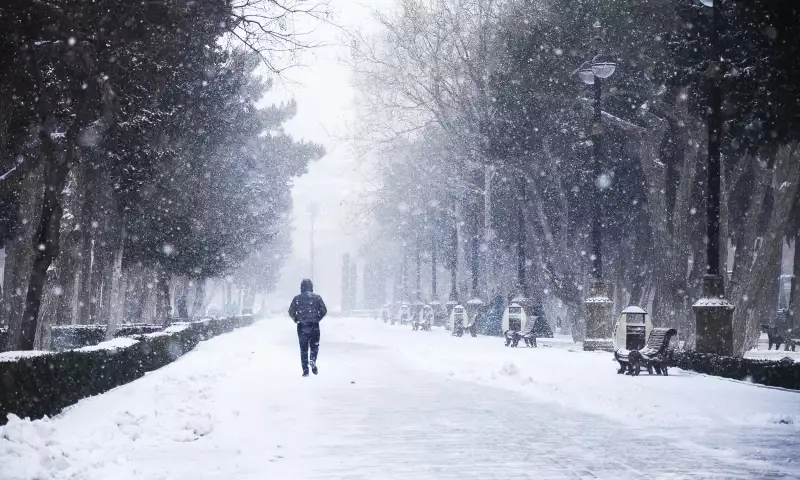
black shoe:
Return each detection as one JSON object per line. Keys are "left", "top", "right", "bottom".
{"left": 311, "top": 365, "right": 318, "bottom": 375}
{"left": 302, "top": 371, "right": 309, "bottom": 377}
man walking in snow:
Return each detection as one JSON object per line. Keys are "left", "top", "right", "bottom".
{"left": 288, "top": 279, "right": 327, "bottom": 376}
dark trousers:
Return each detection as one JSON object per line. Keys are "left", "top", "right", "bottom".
{"left": 297, "top": 322, "right": 321, "bottom": 373}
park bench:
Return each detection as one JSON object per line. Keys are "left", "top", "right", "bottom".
{"left": 452, "top": 318, "right": 477, "bottom": 337}
{"left": 504, "top": 316, "right": 537, "bottom": 348}
{"left": 614, "top": 327, "right": 677, "bottom": 376}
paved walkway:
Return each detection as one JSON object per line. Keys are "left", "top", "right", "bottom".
{"left": 1, "top": 319, "right": 798, "bottom": 480}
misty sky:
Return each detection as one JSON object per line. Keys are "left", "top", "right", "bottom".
{"left": 264, "top": 0, "right": 393, "bottom": 310}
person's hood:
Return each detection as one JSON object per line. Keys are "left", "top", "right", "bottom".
{"left": 301, "top": 278, "right": 314, "bottom": 293}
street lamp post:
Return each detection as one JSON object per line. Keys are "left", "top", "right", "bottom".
{"left": 307, "top": 203, "right": 320, "bottom": 279}
{"left": 517, "top": 175, "right": 527, "bottom": 298}
{"left": 510, "top": 174, "right": 533, "bottom": 322}
{"left": 447, "top": 198, "right": 459, "bottom": 318}
{"left": 576, "top": 36, "right": 617, "bottom": 350}
{"left": 692, "top": 0, "right": 734, "bottom": 355}
{"left": 466, "top": 180, "right": 485, "bottom": 333}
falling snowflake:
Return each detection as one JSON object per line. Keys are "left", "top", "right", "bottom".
{"left": 595, "top": 173, "right": 612, "bottom": 190}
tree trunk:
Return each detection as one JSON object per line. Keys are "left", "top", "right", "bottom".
{"left": 35, "top": 264, "right": 60, "bottom": 350}
{"left": 567, "top": 302, "right": 583, "bottom": 343}
{"left": 729, "top": 147, "right": 800, "bottom": 355}
{"left": 3, "top": 163, "right": 44, "bottom": 350}
{"left": 87, "top": 238, "right": 108, "bottom": 324}
{"left": 155, "top": 264, "right": 171, "bottom": 325}
{"left": 99, "top": 258, "right": 113, "bottom": 323}
{"left": 175, "top": 277, "right": 189, "bottom": 318}
{"left": 484, "top": 164, "right": 493, "bottom": 296}
{"left": 242, "top": 286, "right": 256, "bottom": 314}
{"left": 138, "top": 268, "right": 155, "bottom": 324}
{"left": 201, "top": 278, "right": 215, "bottom": 316}
{"left": 124, "top": 265, "right": 145, "bottom": 324}
{"left": 16, "top": 124, "right": 74, "bottom": 350}
{"left": 55, "top": 234, "right": 81, "bottom": 326}
{"left": 788, "top": 237, "right": 800, "bottom": 330}
{"left": 55, "top": 165, "right": 86, "bottom": 327}
{"left": 191, "top": 279, "right": 207, "bottom": 317}
{"left": 75, "top": 166, "right": 97, "bottom": 324}
{"left": 106, "top": 224, "right": 125, "bottom": 339}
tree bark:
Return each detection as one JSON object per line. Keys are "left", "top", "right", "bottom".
{"left": 140, "top": 269, "right": 157, "bottom": 324}
{"left": 75, "top": 164, "right": 98, "bottom": 324}
{"left": 790, "top": 236, "right": 800, "bottom": 329}
{"left": 200, "top": 278, "right": 215, "bottom": 316}
{"left": 16, "top": 120, "right": 75, "bottom": 350}
{"left": 3, "top": 163, "right": 44, "bottom": 350}
{"left": 155, "top": 264, "right": 171, "bottom": 325}
{"left": 191, "top": 279, "right": 207, "bottom": 317}
{"left": 125, "top": 265, "right": 145, "bottom": 324}
{"left": 175, "top": 276, "right": 189, "bottom": 318}
{"left": 242, "top": 286, "right": 256, "bottom": 314}
{"left": 106, "top": 223, "right": 125, "bottom": 339}
{"left": 55, "top": 233, "right": 81, "bottom": 326}
{"left": 34, "top": 263, "right": 60, "bottom": 350}
{"left": 729, "top": 147, "right": 800, "bottom": 355}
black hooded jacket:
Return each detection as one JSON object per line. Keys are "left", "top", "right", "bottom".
{"left": 288, "top": 279, "right": 327, "bottom": 324}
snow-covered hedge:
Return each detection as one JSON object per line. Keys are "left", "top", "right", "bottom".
{"left": 50, "top": 324, "right": 165, "bottom": 351}
{"left": 0, "top": 315, "right": 255, "bottom": 425}
{"left": 676, "top": 352, "right": 800, "bottom": 390}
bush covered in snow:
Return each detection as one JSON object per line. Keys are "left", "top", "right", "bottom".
{"left": 676, "top": 352, "right": 800, "bottom": 390}
{"left": 0, "top": 315, "right": 255, "bottom": 425}
{"left": 50, "top": 324, "right": 166, "bottom": 351}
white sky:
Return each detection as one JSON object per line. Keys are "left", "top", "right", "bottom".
{"left": 263, "top": 0, "right": 393, "bottom": 310}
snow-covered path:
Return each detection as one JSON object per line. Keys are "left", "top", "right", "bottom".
{"left": 2, "top": 318, "right": 799, "bottom": 480}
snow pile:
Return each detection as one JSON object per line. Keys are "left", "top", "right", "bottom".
{"left": 0, "top": 415, "right": 71, "bottom": 480}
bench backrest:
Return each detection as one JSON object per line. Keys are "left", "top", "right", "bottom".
{"left": 641, "top": 327, "right": 677, "bottom": 355}
{"left": 522, "top": 317, "right": 536, "bottom": 335}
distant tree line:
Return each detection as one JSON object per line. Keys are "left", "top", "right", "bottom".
{"left": 0, "top": 0, "right": 325, "bottom": 350}
{"left": 351, "top": 0, "right": 800, "bottom": 355}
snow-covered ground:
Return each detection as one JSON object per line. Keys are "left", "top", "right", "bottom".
{"left": 2, "top": 317, "right": 798, "bottom": 480}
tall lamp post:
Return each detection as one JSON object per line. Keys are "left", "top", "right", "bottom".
{"left": 692, "top": 0, "right": 734, "bottom": 355}
{"left": 446, "top": 198, "right": 460, "bottom": 318}
{"left": 467, "top": 171, "right": 485, "bottom": 333}
{"left": 575, "top": 28, "right": 617, "bottom": 350}
{"left": 307, "top": 203, "right": 320, "bottom": 279}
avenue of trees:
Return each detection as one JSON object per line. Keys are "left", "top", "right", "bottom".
{"left": 0, "top": 0, "right": 325, "bottom": 350}
{"left": 351, "top": 0, "right": 800, "bottom": 355}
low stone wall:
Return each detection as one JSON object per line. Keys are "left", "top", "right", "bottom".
{"left": 0, "top": 315, "right": 256, "bottom": 425}
{"left": 675, "top": 351, "right": 800, "bottom": 390}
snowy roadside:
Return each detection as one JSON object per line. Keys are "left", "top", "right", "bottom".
{"left": 1, "top": 316, "right": 798, "bottom": 480}
{"left": 327, "top": 317, "right": 800, "bottom": 430}
{"left": 0, "top": 321, "right": 264, "bottom": 480}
